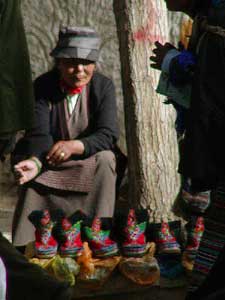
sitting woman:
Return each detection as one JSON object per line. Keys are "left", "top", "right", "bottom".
{"left": 11, "top": 26, "right": 119, "bottom": 249}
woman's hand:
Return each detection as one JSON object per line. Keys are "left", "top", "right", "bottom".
{"left": 14, "top": 157, "right": 42, "bottom": 185}
{"left": 150, "top": 41, "right": 175, "bottom": 70}
{"left": 46, "top": 140, "right": 85, "bottom": 165}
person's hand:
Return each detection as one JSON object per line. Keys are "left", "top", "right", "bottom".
{"left": 14, "top": 157, "right": 41, "bottom": 185}
{"left": 150, "top": 41, "right": 175, "bottom": 70}
{"left": 46, "top": 140, "right": 85, "bottom": 165}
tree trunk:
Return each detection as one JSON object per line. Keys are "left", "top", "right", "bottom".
{"left": 113, "top": 0, "right": 180, "bottom": 222}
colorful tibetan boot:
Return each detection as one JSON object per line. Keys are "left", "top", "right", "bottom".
{"left": 155, "top": 221, "right": 181, "bottom": 254}
{"left": 116, "top": 209, "right": 148, "bottom": 257}
{"left": 182, "top": 216, "right": 205, "bottom": 272}
{"left": 53, "top": 210, "right": 84, "bottom": 258}
{"left": 117, "top": 209, "right": 160, "bottom": 284}
{"left": 83, "top": 217, "right": 119, "bottom": 258}
{"left": 28, "top": 209, "right": 58, "bottom": 258}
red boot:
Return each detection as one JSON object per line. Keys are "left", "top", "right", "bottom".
{"left": 28, "top": 210, "right": 58, "bottom": 258}
{"left": 155, "top": 222, "right": 181, "bottom": 254}
{"left": 54, "top": 211, "right": 84, "bottom": 258}
{"left": 185, "top": 216, "right": 204, "bottom": 258}
{"left": 83, "top": 217, "right": 119, "bottom": 258}
{"left": 121, "top": 209, "right": 148, "bottom": 257}
{"left": 115, "top": 209, "right": 148, "bottom": 257}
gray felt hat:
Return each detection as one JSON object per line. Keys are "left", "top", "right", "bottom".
{"left": 50, "top": 26, "right": 101, "bottom": 61}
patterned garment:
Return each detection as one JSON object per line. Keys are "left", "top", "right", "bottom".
{"left": 175, "top": 179, "right": 211, "bottom": 219}
{"left": 188, "top": 186, "right": 225, "bottom": 293}
{"left": 182, "top": 189, "right": 211, "bottom": 214}
{"left": 35, "top": 157, "right": 96, "bottom": 193}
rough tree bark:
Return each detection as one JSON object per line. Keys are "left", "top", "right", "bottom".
{"left": 113, "top": 0, "right": 180, "bottom": 222}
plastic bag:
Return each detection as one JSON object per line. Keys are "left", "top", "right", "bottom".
{"left": 119, "top": 242, "right": 160, "bottom": 285}
{"left": 77, "top": 242, "right": 121, "bottom": 289}
{"left": 29, "top": 255, "right": 80, "bottom": 286}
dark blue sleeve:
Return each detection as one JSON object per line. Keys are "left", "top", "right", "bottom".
{"left": 169, "top": 50, "right": 196, "bottom": 87}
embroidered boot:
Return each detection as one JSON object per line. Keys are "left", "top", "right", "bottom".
{"left": 53, "top": 210, "right": 84, "bottom": 258}
{"left": 28, "top": 209, "right": 58, "bottom": 258}
{"left": 155, "top": 221, "right": 181, "bottom": 254}
{"left": 117, "top": 209, "right": 160, "bottom": 284}
{"left": 116, "top": 209, "right": 148, "bottom": 257}
{"left": 182, "top": 216, "right": 205, "bottom": 272}
{"left": 83, "top": 217, "right": 119, "bottom": 258}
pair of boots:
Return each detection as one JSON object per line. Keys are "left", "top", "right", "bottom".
{"left": 154, "top": 217, "right": 204, "bottom": 256}
{"left": 83, "top": 208, "right": 149, "bottom": 258}
{"left": 28, "top": 210, "right": 83, "bottom": 259}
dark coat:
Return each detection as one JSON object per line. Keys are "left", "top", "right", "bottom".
{"left": 13, "top": 69, "right": 119, "bottom": 162}
{"left": 179, "top": 3, "right": 225, "bottom": 189}
{"left": 0, "top": 0, "right": 34, "bottom": 134}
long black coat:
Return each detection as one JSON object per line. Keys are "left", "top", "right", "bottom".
{"left": 0, "top": 0, "right": 34, "bottom": 134}
{"left": 179, "top": 4, "right": 225, "bottom": 189}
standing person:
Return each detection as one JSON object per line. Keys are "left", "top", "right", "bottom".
{"left": 150, "top": 0, "right": 225, "bottom": 299}
{"left": 0, "top": 0, "right": 34, "bottom": 157}
{"left": 12, "top": 26, "right": 119, "bottom": 249}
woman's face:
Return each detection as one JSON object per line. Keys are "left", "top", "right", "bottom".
{"left": 164, "top": 0, "right": 190, "bottom": 11}
{"left": 58, "top": 58, "right": 95, "bottom": 88}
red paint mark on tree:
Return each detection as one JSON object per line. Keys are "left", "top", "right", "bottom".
{"left": 133, "top": 2, "right": 166, "bottom": 44}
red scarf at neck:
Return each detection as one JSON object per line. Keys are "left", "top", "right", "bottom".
{"left": 60, "top": 80, "right": 84, "bottom": 95}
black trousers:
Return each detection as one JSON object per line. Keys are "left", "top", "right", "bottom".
{"left": 185, "top": 187, "right": 225, "bottom": 300}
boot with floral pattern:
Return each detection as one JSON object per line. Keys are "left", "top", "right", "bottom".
{"left": 28, "top": 209, "right": 58, "bottom": 258}
{"left": 53, "top": 210, "right": 84, "bottom": 258}
{"left": 155, "top": 222, "right": 181, "bottom": 254}
{"left": 83, "top": 217, "right": 119, "bottom": 258}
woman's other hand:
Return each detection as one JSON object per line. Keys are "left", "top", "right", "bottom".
{"left": 46, "top": 140, "right": 85, "bottom": 165}
{"left": 14, "top": 157, "right": 42, "bottom": 185}
{"left": 150, "top": 41, "right": 175, "bottom": 70}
